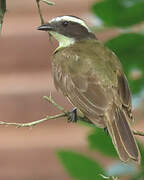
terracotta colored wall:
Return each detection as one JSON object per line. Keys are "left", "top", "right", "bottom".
{"left": 0, "top": 1, "right": 96, "bottom": 180}
{"left": 0, "top": 1, "right": 142, "bottom": 180}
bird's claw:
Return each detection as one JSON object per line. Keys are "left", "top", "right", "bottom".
{"left": 67, "top": 108, "right": 77, "bottom": 123}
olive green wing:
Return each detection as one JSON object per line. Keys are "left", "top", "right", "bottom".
{"left": 52, "top": 44, "right": 115, "bottom": 127}
{"left": 52, "top": 39, "right": 133, "bottom": 124}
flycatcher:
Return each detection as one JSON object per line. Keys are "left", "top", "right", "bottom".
{"left": 38, "top": 15, "right": 140, "bottom": 163}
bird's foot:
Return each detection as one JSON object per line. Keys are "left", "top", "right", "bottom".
{"left": 67, "top": 107, "right": 77, "bottom": 123}
{"left": 104, "top": 127, "right": 109, "bottom": 136}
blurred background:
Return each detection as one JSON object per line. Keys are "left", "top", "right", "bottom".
{"left": 0, "top": 0, "right": 144, "bottom": 180}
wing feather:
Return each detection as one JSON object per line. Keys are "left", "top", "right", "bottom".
{"left": 117, "top": 70, "right": 133, "bottom": 121}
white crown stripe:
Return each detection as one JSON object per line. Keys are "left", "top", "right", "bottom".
{"left": 49, "top": 16, "right": 91, "bottom": 32}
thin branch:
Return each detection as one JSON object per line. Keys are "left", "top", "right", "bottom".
{"left": 0, "top": 95, "right": 144, "bottom": 139}
{"left": 43, "top": 95, "right": 67, "bottom": 113}
{"left": 0, "top": 95, "right": 68, "bottom": 128}
{"left": 36, "top": 0, "right": 55, "bottom": 25}
{"left": 133, "top": 130, "right": 144, "bottom": 136}
{"left": 36, "top": 0, "right": 54, "bottom": 40}
{"left": 36, "top": 0, "right": 44, "bottom": 25}
{"left": 100, "top": 174, "right": 118, "bottom": 180}
{"left": 0, "top": 113, "right": 65, "bottom": 128}
{"left": 41, "top": 0, "right": 55, "bottom": 6}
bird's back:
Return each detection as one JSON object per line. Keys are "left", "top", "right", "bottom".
{"left": 53, "top": 39, "right": 122, "bottom": 87}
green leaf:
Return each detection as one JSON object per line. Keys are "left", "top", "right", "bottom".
{"left": 91, "top": 0, "right": 144, "bottom": 27}
{"left": 131, "top": 171, "right": 144, "bottom": 180}
{"left": 105, "top": 33, "right": 144, "bottom": 95}
{"left": 0, "top": 0, "right": 6, "bottom": 31}
{"left": 57, "top": 150, "right": 106, "bottom": 180}
{"left": 88, "top": 127, "right": 118, "bottom": 158}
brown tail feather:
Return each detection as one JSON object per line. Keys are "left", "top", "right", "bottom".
{"left": 106, "top": 118, "right": 129, "bottom": 162}
{"left": 105, "top": 104, "right": 140, "bottom": 163}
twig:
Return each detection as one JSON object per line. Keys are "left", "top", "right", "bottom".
{"left": 36, "top": 0, "right": 54, "bottom": 40}
{"left": 36, "top": 0, "right": 44, "bottom": 25}
{"left": 133, "top": 130, "right": 144, "bottom": 136}
{"left": 36, "top": 0, "right": 55, "bottom": 25}
{"left": 0, "top": 95, "right": 144, "bottom": 139}
{"left": 41, "top": 0, "right": 55, "bottom": 6}
{"left": 43, "top": 95, "right": 67, "bottom": 113}
{"left": 100, "top": 174, "right": 118, "bottom": 180}
{"left": 0, "top": 113, "right": 65, "bottom": 128}
{"left": 0, "top": 95, "right": 68, "bottom": 128}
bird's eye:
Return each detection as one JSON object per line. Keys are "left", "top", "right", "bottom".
{"left": 62, "top": 21, "right": 69, "bottom": 27}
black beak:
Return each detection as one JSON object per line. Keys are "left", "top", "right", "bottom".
{"left": 37, "top": 23, "right": 55, "bottom": 31}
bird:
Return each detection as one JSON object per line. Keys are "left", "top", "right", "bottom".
{"left": 37, "top": 15, "right": 140, "bottom": 163}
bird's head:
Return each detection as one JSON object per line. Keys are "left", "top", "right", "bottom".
{"left": 37, "top": 15, "right": 96, "bottom": 48}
